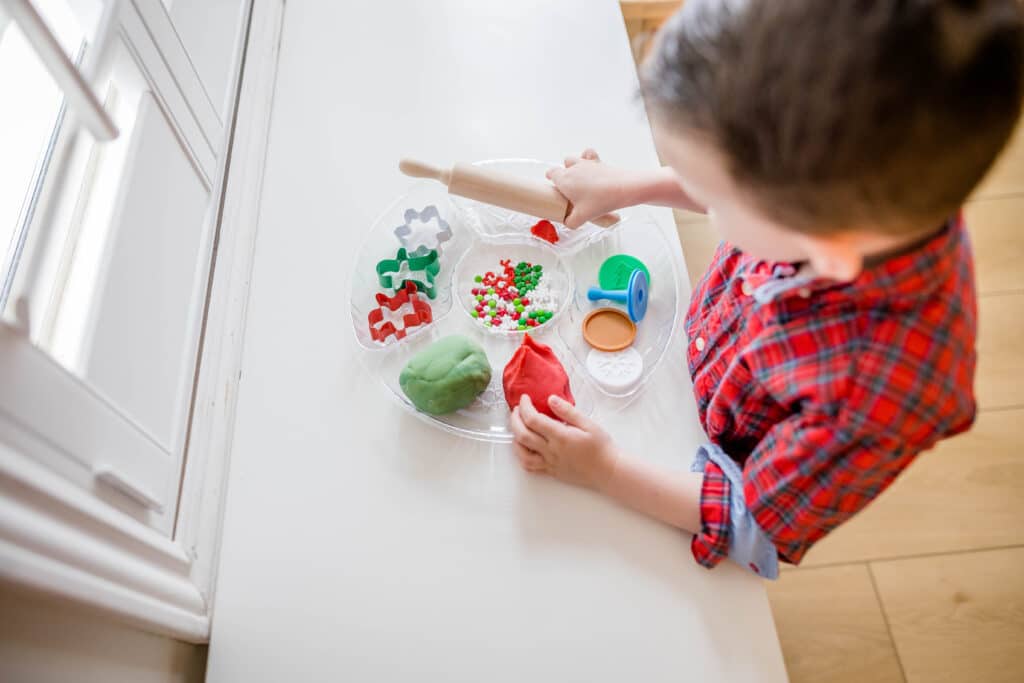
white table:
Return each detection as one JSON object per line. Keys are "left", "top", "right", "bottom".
{"left": 206, "top": 1, "right": 787, "bottom": 680}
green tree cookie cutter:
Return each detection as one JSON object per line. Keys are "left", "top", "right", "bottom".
{"left": 376, "top": 247, "right": 441, "bottom": 299}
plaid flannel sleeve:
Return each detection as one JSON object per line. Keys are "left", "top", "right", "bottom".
{"left": 742, "top": 411, "right": 919, "bottom": 565}
{"left": 690, "top": 444, "right": 780, "bottom": 579}
{"left": 690, "top": 457, "right": 731, "bottom": 568}
{"left": 693, "top": 409, "right": 941, "bottom": 572}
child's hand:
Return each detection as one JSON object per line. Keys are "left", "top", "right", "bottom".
{"left": 546, "top": 149, "right": 633, "bottom": 229}
{"left": 508, "top": 393, "right": 619, "bottom": 491}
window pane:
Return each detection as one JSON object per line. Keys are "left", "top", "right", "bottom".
{"left": 2, "top": 12, "right": 213, "bottom": 452}
{"left": 0, "top": 0, "right": 86, "bottom": 309}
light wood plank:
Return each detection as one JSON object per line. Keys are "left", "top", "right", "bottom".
{"left": 974, "top": 121, "right": 1024, "bottom": 200}
{"left": 674, "top": 207, "right": 708, "bottom": 224}
{"left": 871, "top": 547, "right": 1024, "bottom": 683}
{"left": 964, "top": 196, "right": 1024, "bottom": 294}
{"left": 766, "top": 564, "right": 905, "bottom": 683}
{"left": 673, "top": 213, "right": 720, "bottom": 287}
{"left": 619, "top": 0, "right": 682, "bottom": 22}
{"left": 976, "top": 292, "right": 1024, "bottom": 410}
{"left": 800, "top": 410, "right": 1024, "bottom": 566}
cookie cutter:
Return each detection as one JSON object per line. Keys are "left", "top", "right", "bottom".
{"left": 367, "top": 282, "right": 433, "bottom": 343}
{"left": 376, "top": 246, "right": 441, "bottom": 299}
{"left": 393, "top": 205, "right": 453, "bottom": 257}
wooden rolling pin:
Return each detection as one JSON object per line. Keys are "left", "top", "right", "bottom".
{"left": 399, "top": 159, "right": 620, "bottom": 228}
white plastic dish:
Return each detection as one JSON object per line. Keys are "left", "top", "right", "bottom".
{"left": 350, "top": 159, "right": 680, "bottom": 442}
{"left": 556, "top": 213, "right": 680, "bottom": 400}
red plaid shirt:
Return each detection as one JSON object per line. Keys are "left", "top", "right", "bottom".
{"left": 686, "top": 216, "right": 977, "bottom": 569}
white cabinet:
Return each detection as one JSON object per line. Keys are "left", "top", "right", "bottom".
{"left": 0, "top": 0, "right": 275, "bottom": 643}
{"left": 85, "top": 92, "right": 210, "bottom": 457}
{"left": 164, "top": 0, "right": 249, "bottom": 118}
{"left": 1, "top": 0, "right": 231, "bottom": 537}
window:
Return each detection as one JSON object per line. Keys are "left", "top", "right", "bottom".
{"left": 0, "top": 0, "right": 264, "bottom": 643}
{"left": 0, "top": 0, "right": 209, "bottom": 534}
{"left": 0, "top": 0, "right": 87, "bottom": 310}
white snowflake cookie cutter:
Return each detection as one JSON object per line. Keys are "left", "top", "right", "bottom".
{"left": 394, "top": 205, "right": 453, "bottom": 257}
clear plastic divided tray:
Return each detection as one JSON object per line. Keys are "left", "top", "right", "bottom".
{"left": 350, "top": 159, "right": 681, "bottom": 442}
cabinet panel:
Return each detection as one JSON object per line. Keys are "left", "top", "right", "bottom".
{"left": 165, "top": 0, "right": 248, "bottom": 120}
{"left": 85, "top": 91, "right": 210, "bottom": 450}
{"left": 1, "top": 14, "right": 218, "bottom": 536}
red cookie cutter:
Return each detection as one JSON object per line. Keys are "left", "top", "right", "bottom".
{"left": 367, "top": 282, "right": 433, "bottom": 343}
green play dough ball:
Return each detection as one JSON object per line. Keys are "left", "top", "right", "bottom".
{"left": 599, "top": 254, "right": 651, "bottom": 290}
{"left": 399, "top": 335, "right": 492, "bottom": 415}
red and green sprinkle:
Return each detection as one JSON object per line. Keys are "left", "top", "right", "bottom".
{"left": 469, "top": 259, "right": 556, "bottom": 331}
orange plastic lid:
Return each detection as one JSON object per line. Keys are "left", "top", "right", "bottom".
{"left": 582, "top": 308, "right": 636, "bottom": 352}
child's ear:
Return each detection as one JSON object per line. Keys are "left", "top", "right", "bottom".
{"left": 801, "top": 235, "right": 864, "bottom": 282}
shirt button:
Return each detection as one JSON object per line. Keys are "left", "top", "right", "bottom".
{"left": 798, "top": 287, "right": 811, "bottom": 298}
{"left": 695, "top": 337, "right": 706, "bottom": 351}
{"left": 741, "top": 281, "right": 754, "bottom": 296}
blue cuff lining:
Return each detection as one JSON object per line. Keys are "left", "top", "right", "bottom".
{"left": 692, "top": 444, "right": 780, "bottom": 579}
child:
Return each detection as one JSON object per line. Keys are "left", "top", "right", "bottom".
{"left": 508, "top": 0, "right": 1023, "bottom": 578}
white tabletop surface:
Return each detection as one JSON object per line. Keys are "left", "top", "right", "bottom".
{"left": 206, "top": 1, "right": 787, "bottom": 681}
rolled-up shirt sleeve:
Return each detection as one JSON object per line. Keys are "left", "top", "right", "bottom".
{"left": 690, "top": 444, "right": 779, "bottom": 579}
{"left": 688, "top": 402, "right": 968, "bottom": 577}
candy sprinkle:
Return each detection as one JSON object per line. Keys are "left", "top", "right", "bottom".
{"left": 467, "top": 258, "right": 557, "bottom": 331}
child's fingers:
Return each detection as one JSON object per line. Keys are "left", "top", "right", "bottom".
{"left": 519, "top": 394, "right": 570, "bottom": 439}
{"left": 546, "top": 166, "right": 565, "bottom": 182}
{"left": 564, "top": 155, "right": 581, "bottom": 168}
{"left": 563, "top": 205, "right": 586, "bottom": 229}
{"left": 512, "top": 443, "right": 547, "bottom": 473}
{"left": 511, "top": 409, "right": 549, "bottom": 452}
{"left": 581, "top": 148, "right": 600, "bottom": 161}
{"left": 547, "top": 395, "right": 596, "bottom": 431}
{"left": 510, "top": 407, "right": 548, "bottom": 448}
{"left": 515, "top": 430, "right": 548, "bottom": 454}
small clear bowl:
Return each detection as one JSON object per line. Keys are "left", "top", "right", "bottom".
{"left": 557, "top": 212, "right": 681, "bottom": 401}
{"left": 452, "top": 235, "right": 574, "bottom": 337}
{"left": 350, "top": 185, "right": 465, "bottom": 351}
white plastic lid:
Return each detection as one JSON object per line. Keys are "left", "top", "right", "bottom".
{"left": 585, "top": 347, "right": 643, "bottom": 393}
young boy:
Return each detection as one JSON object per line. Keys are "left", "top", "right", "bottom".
{"left": 508, "top": 0, "right": 1023, "bottom": 578}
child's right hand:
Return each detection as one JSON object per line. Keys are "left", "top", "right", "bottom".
{"left": 509, "top": 394, "right": 619, "bottom": 492}
{"left": 546, "top": 149, "right": 635, "bottom": 228}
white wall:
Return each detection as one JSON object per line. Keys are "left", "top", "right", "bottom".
{"left": 0, "top": 584, "right": 206, "bottom": 683}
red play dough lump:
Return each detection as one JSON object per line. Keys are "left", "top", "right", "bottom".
{"left": 503, "top": 333, "right": 575, "bottom": 419}
{"left": 530, "top": 219, "right": 559, "bottom": 244}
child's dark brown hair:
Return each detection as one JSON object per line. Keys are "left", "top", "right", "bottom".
{"left": 641, "top": 0, "right": 1024, "bottom": 234}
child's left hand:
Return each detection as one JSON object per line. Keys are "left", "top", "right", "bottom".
{"left": 509, "top": 394, "right": 619, "bottom": 491}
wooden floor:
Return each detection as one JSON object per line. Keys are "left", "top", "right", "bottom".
{"left": 672, "top": 123, "right": 1024, "bottom": 683}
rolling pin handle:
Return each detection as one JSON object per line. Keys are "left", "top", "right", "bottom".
{"left": 399, "top": 158, "right": 451, "bottom": 185}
